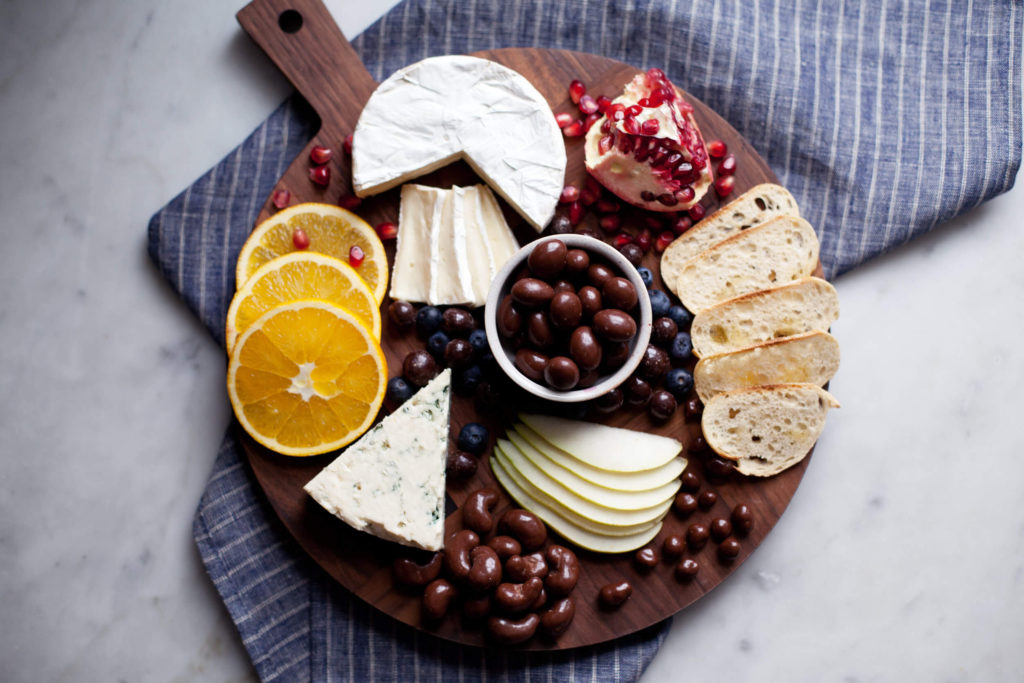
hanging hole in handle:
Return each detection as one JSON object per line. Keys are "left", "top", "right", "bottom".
{"left": 278, "top": 9, "right": 303, "bottom": 33}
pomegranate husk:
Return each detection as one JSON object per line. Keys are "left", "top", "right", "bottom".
{"left": 584, "top": 70, "right": 713, "bottom": 213}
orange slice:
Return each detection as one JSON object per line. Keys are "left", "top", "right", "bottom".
{"left": 227, "top": 300, "right": 387, "bottom": 457}
{"left": 225, "top": 252, "right": 382, "bottom": 352}
{"left": 236, "top": 203, "right": 388, "bottom": 303}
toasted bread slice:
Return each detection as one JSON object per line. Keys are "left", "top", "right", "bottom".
{"left": 661, "top": 183, "right": 799, "bottom": 294}
{"left": 691, "top": 277, "right": 839, "bottom": 358}
{"left": 694, "top": 331, "right": 840, "bottom": 403}
{"left": 701, "top": 384, "right": 839, "bottom": 477}
{"left": 671, "top": 215, "right": 819, "bottom": 313}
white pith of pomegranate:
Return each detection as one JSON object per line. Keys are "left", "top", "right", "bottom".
{"left": 584, "top": 69, "right": 713, "bottom": 212}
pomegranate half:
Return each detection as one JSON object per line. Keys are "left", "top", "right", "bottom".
{"left": 584, "top": 69, "right": 713, "bottom": 212}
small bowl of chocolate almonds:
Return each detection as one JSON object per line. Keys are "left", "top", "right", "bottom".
{"left": 484, "top": 234, "right": 652, "bottom": 403}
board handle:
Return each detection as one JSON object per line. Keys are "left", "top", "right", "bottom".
{"left": 236, "top": 0, "right": 378, "bottom": 124}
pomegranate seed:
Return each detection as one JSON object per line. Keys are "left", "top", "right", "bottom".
{"left": 617, "top": 135, "right": 634, "bottom": 154}
{"left": 583, "top": 112, "right": 601, "bottom": 132}
{"left": 609, "top": 103, "right": 626, "bottom": 121}
{"left": 596, "top": 95, "right": 612, "bottom": 113}
{"left": 674, "top": 162, "right": 697, "bottom": 183}
{"left": 672, "top": 215, "right": 693, "bottom": 234}
{"left": 598, "top": 135, "right": 614, "bottom": 155}
{"left": 714, "top": 175, "right": 736, "bottom": 198}
{"left": 623, "top": 117, "right": 640, "bottom": 135}
{"left": 560, "top": 185, "right": 580, "bottom": 204}
{"left": 339, "top": 194, "right": 362, "bottom": 210}
{"left": 675, "top": 186, "right": 696, "bottom": 204}
{"left": 600, "top": 215, "right": 623, "bottom": 232}
{"left": 309, "top": 165, "right": 330, "bottom": 186}
{"left": 657, "top": 193, "right": 678, "bottom": 207}
{"left": 635, "top": 228, "right": 652, "bottom": 252}
{"left": 292, "top": 227, "right": 310, "bottom": 250}
{"left": 634, "top": 138, "right": 654, "bottom": 162}
{"left": 555, "top": 112, "right": 574, "bottom": 128}
{"left": 562, "top": 120, "right": 585, "bottom": 138}
{"left": 349, "top": 245, "right": 365, "bottom": 268}
{"left": 643, "top": 215, "right": 665, "bottom": 230}
{"left": 569, "top": 79, "right": 586, "bottom": 105}
{"left": 637, "top": 98, "right": 651, "bottom": 108}
{"left": 568, "top": 201, "right": 584, "bottom": 225}
{"left": 707, "top": 140, "right": 728, "bottom": 158}
{"left": 376, "top": 222, "right": 398, "bottom": 240}
{"left": 647, "top": 89, "right": 665, "bottom": 107}
{"left": 641, "top": 119, "right": 660, "bottom": 136}
{"left": 580, "top": 187, "right": 600, "bottom": 206}
{"left": 343, "top": 134, "right": 354, "bottom": 155}
{"left": 601, "top": 119, "right": 613, "bottom": 134}
{"left": 688, "top": 204, "right": 706, "bottom": 221}
{"left": 717, "top": 154, "right": 737, "bottom": 176}
{"left": 271, "top": 189, "right": 291, "bottom": 210}
{"left": 647, "top": 67, "right": 666, "bottom": 82}
{"left": 596, "top": 198, "right": 621, "bottom": 213}
{"left": 627, "top": 104, "right": 643, "bottom": 118}
{"left": 655, "top": 231, "right": 675, "bottom": 252}
{"left": 612, "top": 233, "right": 633, "bottom": 247}
{"left": 641, "top": 191, "right": 656, "bottom": 202}
{"left": 585, "top": 175, "right": 603, "bottom": 193}
{"left": 310, "top": 145, "right": 333, "bottom": 164}
{"left": 579, "top": 94, "right": 599, "bottom": 115}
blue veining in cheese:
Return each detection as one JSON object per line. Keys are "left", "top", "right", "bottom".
{"left": 303, "top": 369, "right": 451, "bottom": 551}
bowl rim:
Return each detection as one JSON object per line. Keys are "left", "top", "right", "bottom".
{"left": 484, "top": 234, "right": 653, "bottom": 403}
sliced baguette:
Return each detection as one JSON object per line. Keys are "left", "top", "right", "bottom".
{"left": 671, "top": 215, "right": 819, "bottom": 313}
{"left": 691, "top": 277, "right": 839, "bottom": 358}
{"left": 694, "top": 330, "right": 840, "bottom": 403}
{"left": 661, "top": 183, "right": 799, "bottom": 294}
{"left": 701, "top": 383, "right": 839, "bottom": 477}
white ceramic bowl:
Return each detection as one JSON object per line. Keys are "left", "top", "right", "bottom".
{"left": 484, "top": 234, "right": 652, "bottom": 403}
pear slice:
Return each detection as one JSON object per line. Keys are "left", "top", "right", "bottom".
{"left": 514, "top": 422, "right": 686, "bottom": 491}
{"left": 494, "top": 441, "right": 670, "bottom": 527}
{"left": 491, "top": 455, "right": 662, "bottom": 553}
{"left": 507, "top": 431, "right": 680, "bottom": 511}
{"left": 519, "top": 413, "right": 682, "bottom": 472}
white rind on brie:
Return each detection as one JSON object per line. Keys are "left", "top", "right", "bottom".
{"left": 352, "top": 55, "right": 565, "bottom": 231}
{"left": 303, "top": 369, "right": 452, "bottom": 551}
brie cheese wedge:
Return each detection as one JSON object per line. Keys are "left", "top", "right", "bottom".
{"left": 303, "top": 369, "right": 452, "bottom": 551}
{"left": 352, "top": 55, "right": 566, "bottom": 231}
{"left": 391, "top": 184, "right": 519, "bottom": 306}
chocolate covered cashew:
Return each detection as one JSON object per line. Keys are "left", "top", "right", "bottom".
{"left": 462, "top": 488, "right": 500, "bottom": 534}
{"left": 392, "top": 552, "right": 442, "bottom": 587}
{"left": 486, "top": 535, "right": 522, "bottom": 561}
{"left": 504, "top": 552, "right": 548, "bottom": 583}
{"left": 487, "top": 613, "right": 540, "bottom": 644}
{"left": 494, "top": 576, "right": 544, "bottom": 614}
{"left": 543, "top": 545, "right": 580, "bottom": 597}
{"left": 498, "top": 509, "right": 547, "bottom": 551}
{"left": 466, "top": 545, "right": 502, "bottom": 592}
{"left": 422, "top": 578, "right": 456, "bottom": 621}
{"left": 443, "top": 529, "right": 480, "bottom": 581}
{"left": 540, "top": 596, "right": 576, "bottom": 637}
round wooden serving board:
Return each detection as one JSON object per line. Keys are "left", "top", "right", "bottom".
{"left": 234, "top": 0, "right": 823, "bottom": 650}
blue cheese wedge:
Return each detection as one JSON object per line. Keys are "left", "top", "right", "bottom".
{"left": 303, "top": 369, "right": 452, "bottom": 551}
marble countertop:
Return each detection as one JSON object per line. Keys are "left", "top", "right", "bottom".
{"left": 2, "top": 0, "right": 1021, "bottom": 680}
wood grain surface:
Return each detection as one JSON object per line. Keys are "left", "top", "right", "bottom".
{"left": 235, "top": 0, "right": 820, "bottom": 650}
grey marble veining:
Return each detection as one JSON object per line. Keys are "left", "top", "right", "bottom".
{"left": 0, "top": 0, "right": 1021, "bottom": 681}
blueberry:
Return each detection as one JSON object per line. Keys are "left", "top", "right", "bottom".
{"left": 385, "top": 377, "right": 414, "bottom": 406}
{"left": 669, "top": 331, "right": 693, "bottom": 361}
{"left": 468, "top": 328, "right": 489, "bottom": 355}
{"left": 667, "top": 304, "right": 693, "bottom": 329}
{"left": 664, "top": 368, "right": 694, "bottom": 399}
{"left": 457, "top": 422, "right": 489, "bottom": 455}
{"left": 426, "top": 331, "right": 450, "bottom": 360}
{"left": 637, "top": 267, "right": 654, "bottom": 289}
{"left": 453, "top": 365, "right": 483, "bottom": 396}
{"left": 415, "top": 305, "right": 443, "bottom": 337}
{"left": 649, "top": 289, "right": 671, "bottom": 318}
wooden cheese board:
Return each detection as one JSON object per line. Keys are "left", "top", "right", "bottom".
{"left": 235, "top": 0, "right": 822, "bottom": 649}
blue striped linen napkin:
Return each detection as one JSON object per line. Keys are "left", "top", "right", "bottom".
{"left": 148, "top": 1, "right": 1021, "bottom": 680}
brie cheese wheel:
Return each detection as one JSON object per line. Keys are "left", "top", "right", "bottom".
{"left": 303, "top": 370, "right": 452, "bottom": 551}
{"left": 352, "top": 55, "right": 566, "bottom": 231}
{"left": 391, "top": 184, "right": 520, "bottom": 306}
